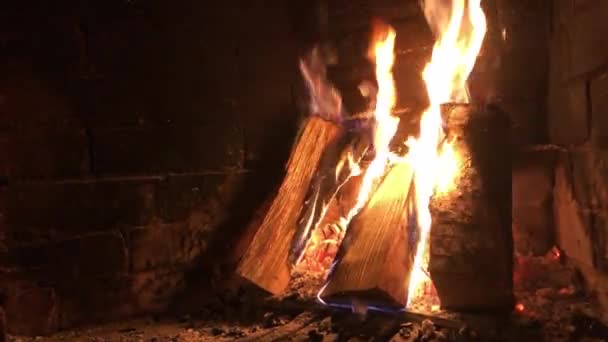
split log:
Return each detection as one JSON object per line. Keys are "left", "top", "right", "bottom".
{"left": 319, "top": 161, "right": 415, "bottom": 308}
{"left": 290, "top": 129, "right": 370, "bottom": 265}
{"left": 237, "top": 116, "right": 341, "bottom": 294}
{"left": 429, "top": 104, "right": 513, "bottom": 311}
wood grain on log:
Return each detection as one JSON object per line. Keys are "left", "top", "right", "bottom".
{"left": 429, "top": 104, "right": 513, "bottom": 311}
{"left": 291, "top": 131, "right": 370, "bottom": 265}
{"left": 237, "top": 116, "right": 341, "bottom": 294}
{"left": 319, "top": 162, "right": 415, "bottom": 308}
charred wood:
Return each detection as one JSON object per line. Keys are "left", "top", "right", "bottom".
{"left": 429, "top": 104, "right": 513, "bottom": 311}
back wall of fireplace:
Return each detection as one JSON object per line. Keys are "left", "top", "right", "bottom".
{"left": 0, "top": 0, "right": 566, "bottom": 335}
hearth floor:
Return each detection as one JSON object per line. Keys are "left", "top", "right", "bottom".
{"left": 8, "top": 256, "right": 608, "bottom": 341}
{"left": 7, "top": 293, "right": 606, "bottom": 342}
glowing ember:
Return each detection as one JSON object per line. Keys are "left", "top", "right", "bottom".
{"left": 406, "top": 0, "right": 487, "bottom": 308}
{"left": 549, "top": 246, "right": 562, "bottom": 261}
{"left": 515, "top": 303, "right": 525, "bottom": 312}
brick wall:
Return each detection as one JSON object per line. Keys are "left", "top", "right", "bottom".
{"left": 0, "top": 0, "right": 305, "bottom": 335}
{"left": 549, "top": 0, "right": 608, "bottom": 321}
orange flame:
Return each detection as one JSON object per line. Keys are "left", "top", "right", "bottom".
{"left": 345, "top": 23, "right": 399, "bottom": 221}
{"left": 406, "top": 0, "right": 487, "bottom": 308}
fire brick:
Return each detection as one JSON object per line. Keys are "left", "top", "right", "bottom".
{"left": 0, "top": 126, "right": 89, "bottom": 179}
{"left": 92, "top": 124, "right": 244, "bottom": 175}
{"left": 129, "top": 221, "right": 211, "bottom": 272}
{"left": 3, "top": 179, "right": 159, "bottom": 242}
{"left": 0, "top": 280, "right": 59, "bottom": 336}
{"left": 130, "top": 270, "right": 186, "bottom": 312}
{"left": 591, "top": 72, "right": 608, "bottom": 147}
{"left": 9, "top": 231, "right": 128, "bottom": 277}
{"left": 548, "top": 79, "right": 589, "bottom": 145}
{"left": 566, "top": 0, "right": 608, "bottom": 77}
{"left": 512, "top": 150, "right": 556, "bottom": 207}
{"left": 554, "top": 153, "right": 596, "bottom": 268}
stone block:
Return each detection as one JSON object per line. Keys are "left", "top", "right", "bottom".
{"left": 564, "top": 148, "right": 608, "bottom": 271}
{"left": 83, "top": 1, "right": 242, "bottom": 127}
{"left": 130, "top": 270, "right": 186, "bottom": 312}
{"left": 0, "top": 126, "right": 88, "bottom": 179}
{"left": 158, "top": 172, "right": 246, "bottom": 223}
{"left": 497, "top": 101, "right": 545, "bottom": 146}
{"left": 513, "top": 149, "right": 556, "bottom": 206}
{"left": 591, "top": 72, "right": 608, "bottom": 147}
{"left": 10, "top": 232, "right": 128, "bottom": 277}
{"left": 512, "top": 149, "right": 557, "bottom": 255}
{"left": 496, "top": 1, "right": 550, "bottom": 52}
{"left": 566, "top": 1, "right": 608, "bottom": 77}
{"left": 92, "top": 124, "right": 244, "bottom": 175}
{"left": 554, "top": 152, "right": 595, "bottom": 267}
{"left": 129, "top": 222, "right": 210, "bottom": 272}
{"left": 1, "top": 279, "right": 59, "bottom": 335}
{"left": 569, "top": 149, "right": 608, "bottom": 212}
{"left": 3, "top": 179, "right": 158, "bottom": 243}
{"left": 0, "top": 62, "right": 79, "bottom": 128}
{"left": 513, "top": 204, "right": 554, "bottom": 256}
{"left": 236, "top": 22, "right": 298, "bottom": 164}
{"left": 547, "top": 69, "right": 589, "bottom": 145}
{"left": 494, "top": 47, "right": 548, "bottom": 100}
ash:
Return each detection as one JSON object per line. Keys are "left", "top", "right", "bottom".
{"left": 8, "top": 250, "right": 607, "bottom": 341}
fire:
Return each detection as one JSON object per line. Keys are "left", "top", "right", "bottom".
{"left": 298, "top": 0, "right": 487, "bottom": 312}
{"left": 346, "top": 24, "right": 399, "bottom": 221}
{"left": 406, "top": 0, "right": 487, "bottom": 308}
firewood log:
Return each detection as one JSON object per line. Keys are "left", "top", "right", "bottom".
{"left": 237, "top": 116, "right": 341, "bottom": 294}
{"left": 319, "top": 161, "right": 416, "bottom": 308}
{"left": 429, "top": 104, "right": 513, "bottom": 311}
{"left": 290, "top": 129, "right": 370, "bottom": 265}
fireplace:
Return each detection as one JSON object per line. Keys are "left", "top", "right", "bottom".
{"left": 1, "top": 0, "right": 608, "bottom": 341}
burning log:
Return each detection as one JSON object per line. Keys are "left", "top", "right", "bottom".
{"left": 429, "top": 104, "right": 513, "bottom": 311}
{"left": 237, "top": 116, "right": 341, "bottom": 294}
{"left": 319, "top": 161, "right": 415, "bottom": 308}
{"left": 290, "top": 128, "right": 370, "bottom": 265}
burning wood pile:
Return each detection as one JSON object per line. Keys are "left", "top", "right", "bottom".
{"left": 238, "top": 0, "right": 512, "bottom": 314}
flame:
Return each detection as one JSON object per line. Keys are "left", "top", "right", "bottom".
{"left": 297, "top": 23, "right": 402, "bottom": 280}
{"left": 406, "top": 0, "right": 487, "bottom": 308}
{"left": 345, "top": 23, "right": 399, "bottom": 221}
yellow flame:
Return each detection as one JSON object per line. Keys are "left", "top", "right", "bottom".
{"left": 406, "top": 0, "right": 487, "bottom": 308}
{"left": 298, "top": 28, "right": 398, "bottom": 273}
{"left": 345, "top": 26, "right": 399, "bottom": 221}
